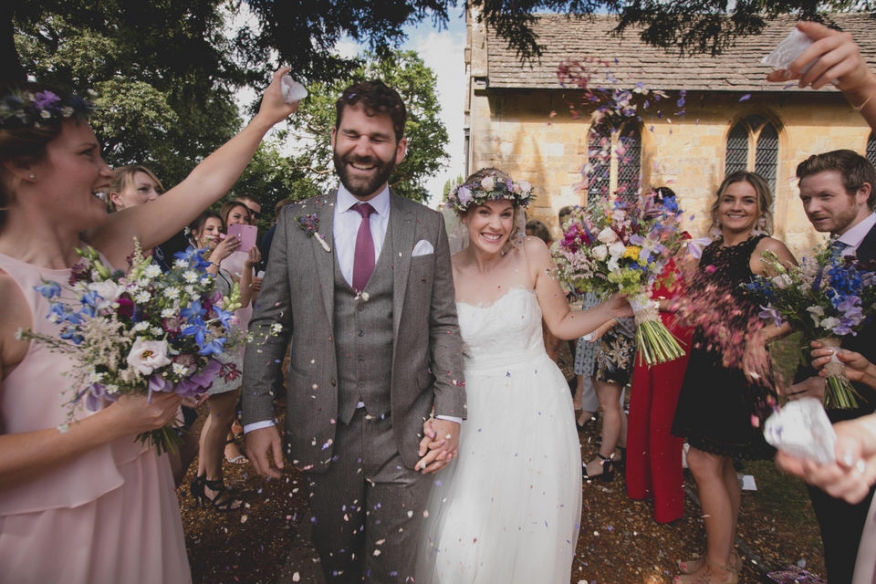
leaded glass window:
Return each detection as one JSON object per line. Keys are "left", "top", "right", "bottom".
{"left": 586, "top": 122, "right": 641, "bottom": 203}
{"left": 867, "top": 134, "right": 876, "bottom": 168}
{"left": 725, "top": 125, "right": 749, "bottom": 175}
{"left": 725, "top": 115, "right": 779, "bottom": 191}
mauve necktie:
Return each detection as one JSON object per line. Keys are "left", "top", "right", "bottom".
{"left": 352, "top": 202, "right": 376, "bottom": 292}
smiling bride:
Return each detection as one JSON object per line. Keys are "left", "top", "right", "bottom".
{"left": 416, "top": 168, "right": 632, "bottom": 583}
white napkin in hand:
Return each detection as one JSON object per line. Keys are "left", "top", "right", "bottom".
{"left": 764, "top": 397, "right": 837, "bottom": 464}
{"left": 761, "top": 28, "right": 816, "bottom": 73}
{"left": 281, "top": 75, "right": 308, "bottom": 103}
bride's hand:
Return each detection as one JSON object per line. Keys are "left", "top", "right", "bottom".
{"left": 606, "top": 293, "right": 633, "bottom": 319}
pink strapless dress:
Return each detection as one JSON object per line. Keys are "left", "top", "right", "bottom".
{"left": 0, "top": 252, "right": 191, "bottom": 584}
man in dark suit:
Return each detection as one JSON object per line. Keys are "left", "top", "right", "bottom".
{"left": 790, "top": 149, "right": 876, "bottom": 583}
{"left": 242, "top": 80, "right": 466, "bottom": 583}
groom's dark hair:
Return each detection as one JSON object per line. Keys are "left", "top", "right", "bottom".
{"left": 335, "top": 79, "right": 407, "bottom": 143}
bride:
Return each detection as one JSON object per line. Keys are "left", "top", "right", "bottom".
{"left": 416, "top": 168, "right": 632, "bottom": 583}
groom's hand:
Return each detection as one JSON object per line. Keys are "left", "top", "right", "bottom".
{"left": 246, "top": 426, "right": 285, "bottom": 479}
{"left": 416, "top": 418, "right": 460, "bottom": 475}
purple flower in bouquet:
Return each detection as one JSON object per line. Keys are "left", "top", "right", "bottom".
{"left": 553, "top": 192, "right": 688, "bottom": 365}
{"left": 746, "top": 246, "right": 876, "bottom": 408}
{"left": 17, "top": 239, "right": 247, "bottom": 454}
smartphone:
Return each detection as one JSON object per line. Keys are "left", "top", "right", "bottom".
{"left": 226, "top": 223, "right": 257, "bottom": 253}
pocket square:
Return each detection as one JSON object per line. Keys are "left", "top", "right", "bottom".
{"left": 412, "top": 240, "right": 434, "bottom": 257}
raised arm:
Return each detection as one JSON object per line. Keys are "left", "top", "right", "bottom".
{"left": 88, "top": 68, "right": 300, "bottom": 268}
{"left": 766, "top": 21, "right": 876, "bottom": 133}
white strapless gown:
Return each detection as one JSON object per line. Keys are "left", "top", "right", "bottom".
{"left": 417, "top": 287, "right": 582, "bottom": 583}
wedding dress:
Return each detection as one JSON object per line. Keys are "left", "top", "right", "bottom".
{"left": 417, "top": 286, "right": 582, "bottom": 583}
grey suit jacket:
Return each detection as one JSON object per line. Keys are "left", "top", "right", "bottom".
{"left": 242, "top": 190, "right": 466, "bottom": 472}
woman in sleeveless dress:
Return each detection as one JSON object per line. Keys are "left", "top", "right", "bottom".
{"left": 671, "top": 171, "right": 796, "bottom": 584}
{"left": 0, "top": 73, "right": 296, "bottom": 583}
{"left": 416, "top": 168, "right": 632, "bottom": 583}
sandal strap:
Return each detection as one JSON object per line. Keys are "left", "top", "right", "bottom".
{"left": 203, "top": 479, "right": 243, "bottom": 511}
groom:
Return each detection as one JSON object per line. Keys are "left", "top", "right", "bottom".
{"left": 242, "top": 80, "right": 466, "bottom": 583}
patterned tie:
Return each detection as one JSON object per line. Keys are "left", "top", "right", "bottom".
{"left": 352, "top": 202, "right": 376, "bottom": 292}
{"left": 831, "top": 238, "right": 849, "bottom": 256}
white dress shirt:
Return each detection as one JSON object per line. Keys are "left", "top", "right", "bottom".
{"left": 836, "top": 211, "right": 876, "bottom": 256}
{"left": 334, "top": 184, "right": 391, "bottom": 285}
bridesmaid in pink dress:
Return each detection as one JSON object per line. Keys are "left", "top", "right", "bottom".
{"left": 0, "top": 73, "right": 297, "bottom": 583}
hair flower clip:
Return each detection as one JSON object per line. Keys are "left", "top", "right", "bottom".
{"left": 447, "top": 168, "right": 534, "bottom": 214}
{"left": 0, "top": 88, "right": 95, "bottom": 129}
{"left": 296, "top": 214, "right": 331, "bottom": 252}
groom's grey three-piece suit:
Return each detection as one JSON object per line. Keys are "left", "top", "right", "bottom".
{"left": 242, "top": 188, "right": 466, "bottom": 583}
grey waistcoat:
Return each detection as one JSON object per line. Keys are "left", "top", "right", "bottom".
{"left": 333, "top": 230, "right": 395, "bottom": 425}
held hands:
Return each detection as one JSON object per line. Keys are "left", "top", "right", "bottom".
{"left": 245, "top": 426, "right": 285, "bottom": 479}
{"left": 416, "top": 418, "right": 460, "bottom": 474}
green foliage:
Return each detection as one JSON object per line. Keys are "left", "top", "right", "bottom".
{"left": 12, "top": 1, "right": 244, "bottom": 186}
{"left": 7, "top": 0, "right": 876, "bottom": 96}
{"left": 235, "top": 0, "right": 876, "bottom": 71}
{"left": 229, "top": 137, "right": 321, "bottom": 227}
{"left": 287, "top": 49, "right": 449, "bottom": 203}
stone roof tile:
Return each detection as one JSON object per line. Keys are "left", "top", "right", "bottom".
{"left": 484, "top": 13, "right": 876, "bottom": 92}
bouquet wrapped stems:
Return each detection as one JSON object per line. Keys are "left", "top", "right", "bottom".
{"left": 139, "top": 423, "right": 185, "bottom": 455}
{"left": 818, "top": 336, "right": 861, "bottom": 410}
{"left": 630, "top": 294, "right": 685, "bottom": 366}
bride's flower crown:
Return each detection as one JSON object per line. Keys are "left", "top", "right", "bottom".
{"left": 0, "top": 88, "right": 95, "bottom": 130}
{"left": 447, "top": 168, "right": 534, "bottom": 213}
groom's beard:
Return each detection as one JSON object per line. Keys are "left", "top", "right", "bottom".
{"left": 333, "top": 150, "right": 397, "bottom": 199}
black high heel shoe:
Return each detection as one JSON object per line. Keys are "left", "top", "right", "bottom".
{"left": 582, "top": 453, "right": 615, "bottom": 482}
{"left": 615, "top": 447, "right": 626, "bottom": 472}
{"left": 190, "top": 475, "right": 243, "bottom": 512}
{"left": 190, "top": 475, "right": 207, "bottom": 507}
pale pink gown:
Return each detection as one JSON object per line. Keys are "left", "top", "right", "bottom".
{"left": 0, "top": 252, "right": 191, "bottom": 584}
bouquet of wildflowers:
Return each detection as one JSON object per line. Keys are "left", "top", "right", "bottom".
{"left": 554, "top": 193, "right": 688, "bottom": 365}
{"left": 19, "top": 241, "right": 248, "bottom": 453}
{"left": 746, "top": 245, "right": 876, "bottom": 409}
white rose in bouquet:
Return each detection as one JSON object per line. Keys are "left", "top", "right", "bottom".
{"left": 608, "top": 240, "right": 626, "bottom": 258}
{"left": 597, "top": 227, "right": 618, "bottom": 244}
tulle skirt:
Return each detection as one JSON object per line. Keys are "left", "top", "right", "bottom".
{"left": 416, "top": 350, "right": 582, "bottom": 583}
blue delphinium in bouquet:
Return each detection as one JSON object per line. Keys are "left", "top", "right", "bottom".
{"left": 18, "top": 240, "right": 248, "bottom": 453}
{"left": 554, "top": 193, "right": 688, "bottom": 365}
{"left": 746, "top": 244, "right": 876, "bottom": 409}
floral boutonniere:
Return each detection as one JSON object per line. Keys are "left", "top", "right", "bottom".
{"left": 296, "top": 213, "right": 331, "bottom": 253}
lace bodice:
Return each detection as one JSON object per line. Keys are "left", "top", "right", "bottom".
{"left": 455, "top": 287, "right": 545, "bottom": 371}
